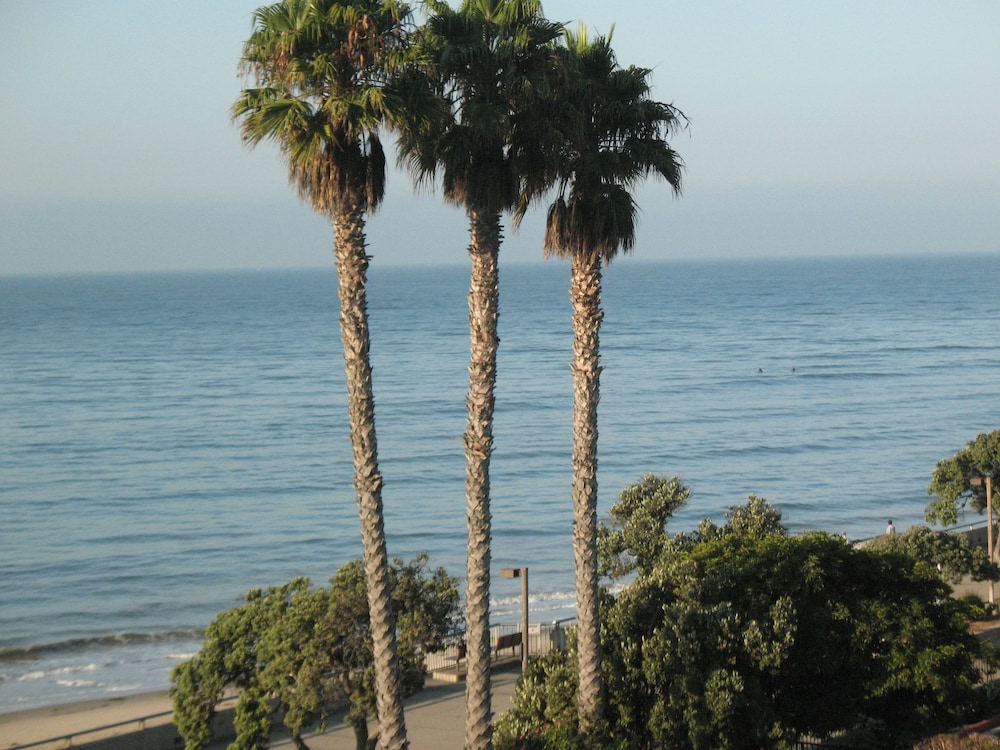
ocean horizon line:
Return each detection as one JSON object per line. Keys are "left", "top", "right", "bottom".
{"left": 2, "top": 248, "right": 996, "bottom": 280}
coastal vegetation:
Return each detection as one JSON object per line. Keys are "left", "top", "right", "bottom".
{"left": 169, "top": 470, "right": 1000, "bottom": 749}
{"left": 169, "top": 554, "right": 459, "bottom": 750}
{"left": 227, "top": 2, "right": 1000, "bottom": 747}
{"left": 494, "top": 478, "right": 1000, "bottom": 750}
{"left": 926, "top": 430, "right": 1000, "bottom": 528}
{"left": 866, "top": 525, "right": 999, "bottom": 585}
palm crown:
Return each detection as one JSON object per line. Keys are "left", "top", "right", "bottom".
{"left": 398, "top": 0, "right": 564, "bottom": 214}
{"left": 233, "top": 0, "right": 413, "bottom": 214}
{"left": 536, "top": 27, "right": 685, "bottom": 261}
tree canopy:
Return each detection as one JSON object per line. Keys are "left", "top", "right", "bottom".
{"left": 597, "top": 474, "right": 691, "bottom": 580}
{"left": 399, "top": 0, "right": 564, "bottom": 215}
{"left": 497, "top": 486, "right": 994, "bottom": 750}
{"left": 233, "top": 0, "right": 415, "bottom": 216}
{"left": 170, "top": 555, "right": 459, "bottom": 750}
{"left": 926, "top": 429, "right": 1000, "bottom": 526}
{"left": 866, "top": 525, "right": 1000, "bottom": 585}
{"left": 525, "top": 26, "right": 685, "bottom": 262}
{"left": 597, "top": 476, "right": 786, "bottom": 582}
{"left": 604, "top": 532, "right": 986, "bottom": 749}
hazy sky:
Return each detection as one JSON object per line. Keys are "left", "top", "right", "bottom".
{"left": 2, "top": 1, "right": 998, "bottom": 275}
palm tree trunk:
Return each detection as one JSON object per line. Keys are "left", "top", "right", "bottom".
{"left": 570, "top": 250, "right": 605, "bottom": 733}
{"left": 333, "top": 200, "right": 408, "bottom": 750}
{"left": 464, "top": 208, "right": 502, "bottom": 750}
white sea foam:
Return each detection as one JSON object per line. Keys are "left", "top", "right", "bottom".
{"left": 107, "top": 683, "right": 144, "bottom": 693}
{"left": 56, "top": 679, "right": 97, "bottom": 688}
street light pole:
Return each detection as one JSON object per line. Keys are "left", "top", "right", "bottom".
{"left": 989, "top": 475, "right": 994, "bottom": 607}
{"left": 500, "top": 566, "right": 529, "bottom": 673}
{"left": 971, "top": 474, "right": 995, "bottom": 605}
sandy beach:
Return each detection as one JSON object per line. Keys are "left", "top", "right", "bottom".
{"left": 0, "top": 690, "right": 180, "bottom": 749}
{"left": 0, "top": 668, "right": 519, "bottom": 750}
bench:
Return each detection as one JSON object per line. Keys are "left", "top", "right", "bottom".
{"left": 494, "top": 632, "right": 522, "bottom": 660}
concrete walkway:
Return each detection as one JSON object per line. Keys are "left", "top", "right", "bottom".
{"left": 209, "top": 666, "right": 520, "bottom": 750}
{"left": 0, "top": 666, "right": 520, "bottom": 750}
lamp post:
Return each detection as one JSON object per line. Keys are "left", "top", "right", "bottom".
{"left": 500, "top": 566, "right": 528, "bottom": 673}
{"left": 970, "top": 473, "right": 995, "bottom": 604}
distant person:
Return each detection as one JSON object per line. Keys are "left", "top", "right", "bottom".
{"left": 551, "top": 621, "right": 566, "bottom": 651}
{"left": 886, "top": 519, "right": 896, "bottom": 536}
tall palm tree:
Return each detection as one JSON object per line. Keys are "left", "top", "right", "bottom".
{"left": 523, "top": 27, "right": 685, "bottom": 735}
{"left": 233, "top": 2, "right": 415, "bottom": 747}
{"left": 398, "top": 3, "right": 562, "bottom": 748}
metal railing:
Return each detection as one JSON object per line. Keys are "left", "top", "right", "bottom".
{"left": 6, "top": 695, "right": 239, "bottom": 750}
{"left": 424, "top": 618, "right": 575, "bottom": 673}
{"left": 424, "top": 617, "right": 576, "bottom": 672}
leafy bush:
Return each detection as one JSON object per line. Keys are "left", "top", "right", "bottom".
{"left": 866, "top": 526, "right": 999, "bottom": 584}
{"left": 170, "top": 555, "right": 459, "bottom": 750}
{"left": 500, "top": 487, "right": 993, "bottom": 750}
{"left": 926, "top": 430, "right": 1000, "bottom": 526}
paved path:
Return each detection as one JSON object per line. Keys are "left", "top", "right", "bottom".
{"left": 0, "top": 667, "right": 520, "bottom": 750}
{"left": 211, "top": 667, "right": 520, "bottom": 750}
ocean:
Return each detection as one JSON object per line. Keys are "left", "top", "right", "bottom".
{"left": 1, "top": 253, "right": 999, "bottom": 714}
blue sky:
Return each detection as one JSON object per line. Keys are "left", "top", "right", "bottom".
{"left": 1, "top": 1, "right": 998, "bottom": 274}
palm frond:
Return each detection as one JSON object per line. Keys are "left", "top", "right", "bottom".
{"left": 234, "top": 0, "right": 415, "bottom": 215}
{"left": 534, "top": 27, "right": 685, "bottom": 262}
{"left": 396, "top": 0, "right": 562, "bottom": 215}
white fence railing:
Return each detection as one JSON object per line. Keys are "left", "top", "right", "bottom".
{"left": 424, "top": 619, "right": 573, "bottom": 673}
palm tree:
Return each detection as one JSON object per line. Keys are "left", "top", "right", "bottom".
{"left": 522, "top": 27, "right": 685, "bottom": 734}
{"left": 397, "top": 3, "right": 562, "bottom": 748}
{"left": 233, "top": 2, "right": 416, "bottom": 747}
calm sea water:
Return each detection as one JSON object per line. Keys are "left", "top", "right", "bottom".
{"left": 2, "top": 253, "right": 999, "bottom": 714}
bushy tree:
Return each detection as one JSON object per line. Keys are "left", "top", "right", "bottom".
{"left": 170, "top": 555, "right": 459, "bottom": 750}
{"left": 597, "top": 474, "right": 691, "bottom": 580}
{"left": 598, "top": 476, "right": 786, "bottom": 583}
{"left": 708, "top": 493, "right": 788, "bottom": 540}
{"left": 494, "top": 647, "right": 585, "bottom": 750}
{"left": 606, "top": 532, "right": 987, "bottom": 749}
{"left": 866, "top": 525, "right": 1000, "bottom": 585}
{"left": 926, "top": 430, "right": 1000, "bottom": 526}
{"left": 500, "top": 488, "right": 991, "bottom": 750}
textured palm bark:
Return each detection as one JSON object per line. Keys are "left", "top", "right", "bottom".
{"left": 570, "top": 250, "right": 605, "bottom": 733}
{"left": 333, "top": 200, "right": 408, "bottom": 750}
{"left": 463, "top": 208, "right": 502, "bottom": 750}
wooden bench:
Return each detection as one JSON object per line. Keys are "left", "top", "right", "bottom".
{"left": 494, "top": 632, "right": 522, "bottom": 660}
